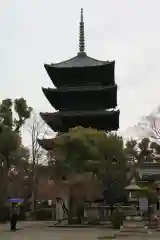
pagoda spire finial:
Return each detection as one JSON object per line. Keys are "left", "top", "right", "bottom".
{"left": 79, "top": 8, "right": 85, "bottom": 54}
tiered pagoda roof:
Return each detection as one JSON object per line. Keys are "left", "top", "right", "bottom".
{"left": 42, "top": 84, "right": 117, "bottom": 110}
{"left": 44, "top": 58, "right": 115, "bottom": 87}
{"left": 40, "top": 110, "right": 119, "bottom": 133}
{"left": 40, "top": 8, "right": 120, "bottom": 147}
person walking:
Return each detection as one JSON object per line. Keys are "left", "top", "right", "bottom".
{"left": 10, "top": 203, "right": 19, "bottom": 231}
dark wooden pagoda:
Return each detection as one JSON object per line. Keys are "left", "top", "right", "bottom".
{"left": 40, "top": 9, "right": 119, "bottom": 144}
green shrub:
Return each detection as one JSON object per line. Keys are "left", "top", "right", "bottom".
{"left": 112, "top": 207, "right": 124, "bottom": 229}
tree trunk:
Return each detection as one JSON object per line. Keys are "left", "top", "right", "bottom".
{"left": 0, "top": 160, "right": 9, "bottom": 205}
{"left": 0, "top": 168, "right": 7, "bottom": 205}
{"left": 31, "top": 160, "right": 37, "bottom": 218}
{"left": 68, "top": 186, "right": 73, "bottom": 224}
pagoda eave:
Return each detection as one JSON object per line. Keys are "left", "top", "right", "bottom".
{"left": 42, "top": 84, "right": 117, "bottom": 93}
{"left": 44, "top": 58, "right": 114, "bottom": 69}
{"left": 40, "top": 109, "right": 119, "bottom": 118}
{"left": 40, "top": 110, "right": 119, "bottom": 132}
{"left": 44, "top": 61, "right": 115, "bottom": 88}
{"left": 42, "top": 85, "right": 117, "bottom": 111}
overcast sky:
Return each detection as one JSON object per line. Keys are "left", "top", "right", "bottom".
{"left": 0, "top": 0, "right": 160, "bottom": 144}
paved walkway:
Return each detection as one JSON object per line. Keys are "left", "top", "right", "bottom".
{"left": 0, "top": 221, "right": 115, "bottom": 240}
{"left": 0, "top": 221, "right": 160, "bottom": 239}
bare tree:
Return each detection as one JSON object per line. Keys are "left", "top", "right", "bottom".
{"left": 138, "top": 107, "right": 160, "bottom": 141}
{"left": 26, "top": 111, "right": 52, "bottom": 215}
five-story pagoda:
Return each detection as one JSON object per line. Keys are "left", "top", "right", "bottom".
{"left": 40, "top": 9, "right": 119, "bottom": 141}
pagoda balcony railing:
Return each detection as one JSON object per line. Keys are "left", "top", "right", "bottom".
{"left": 56, "top": 108, "right": 118, "bottom": 116}
{"left": 58, "top": 83, "right": 114, "bottom": 90}
{"left": 59, "top": 107, "right": 115, "bottom": 111}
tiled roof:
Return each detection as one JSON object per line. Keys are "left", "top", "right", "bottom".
{"left": 49, "top": 53, "right": 111, "bottom": 68}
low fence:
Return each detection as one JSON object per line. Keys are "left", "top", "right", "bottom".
{"left": 84, "top": 205, "right": 111, "bottom": 221}
{"left": 83, "top": 204, "right": 153, "bottom": 221}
